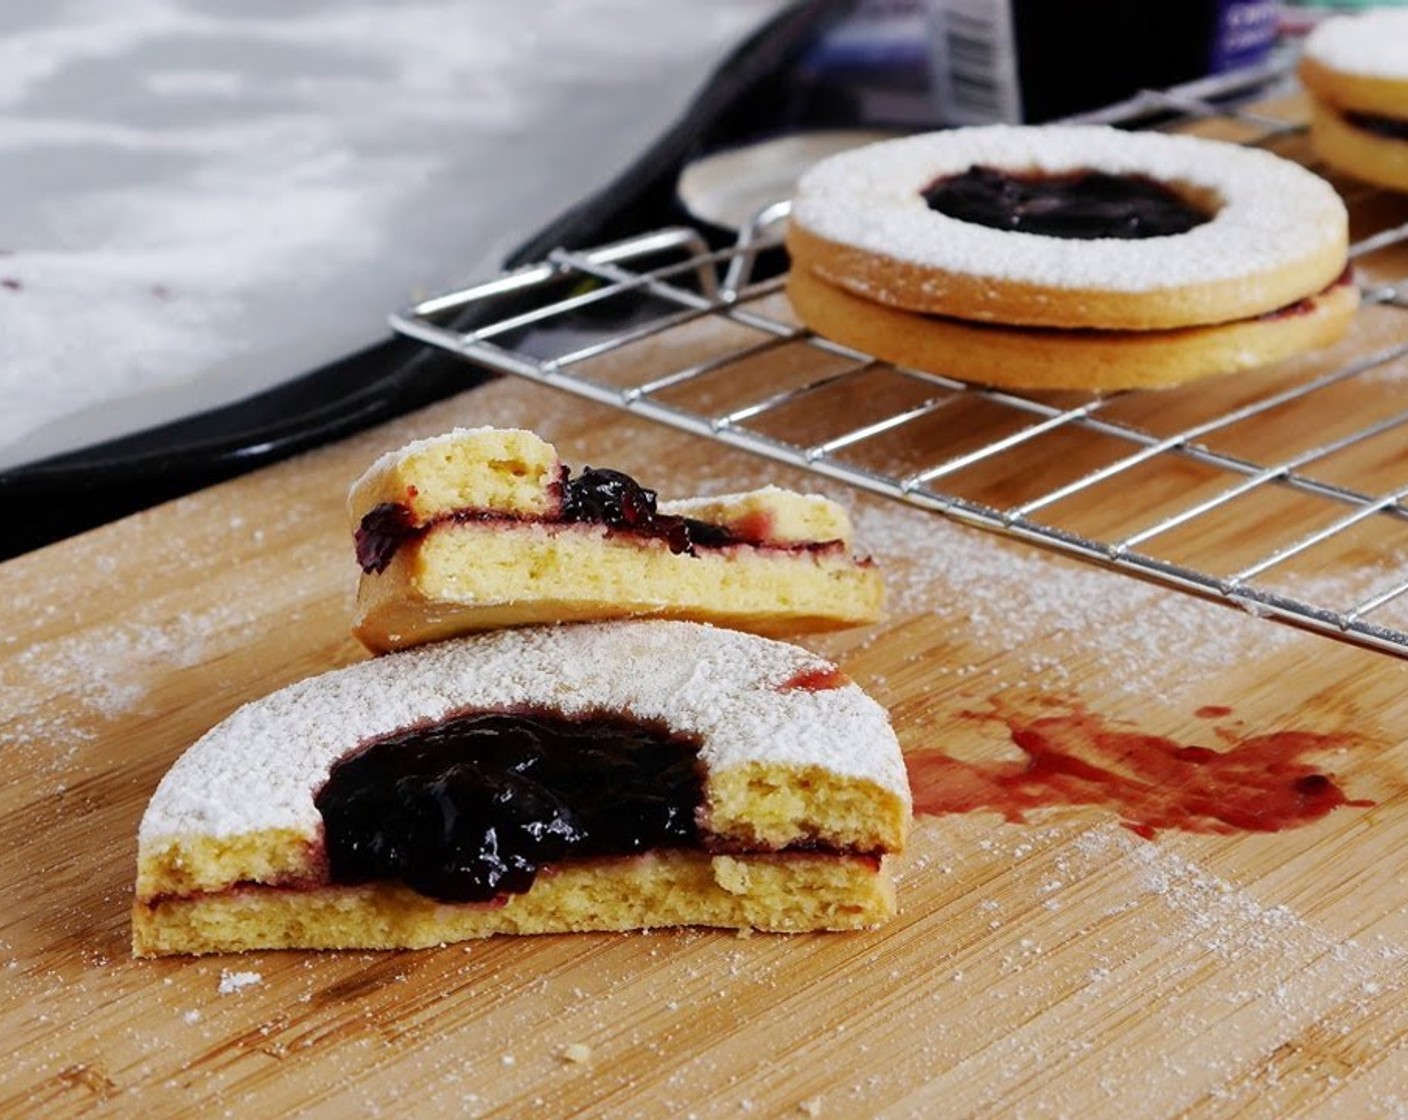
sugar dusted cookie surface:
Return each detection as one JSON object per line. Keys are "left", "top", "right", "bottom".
{"left": 787, "top": 125, "right": 1348, "bottom": 330}
{"left": 133, "top": 621, "right": 912, "bottom": 956}
{"left": 348, "top": 427, "right": 884, "bottom": 653}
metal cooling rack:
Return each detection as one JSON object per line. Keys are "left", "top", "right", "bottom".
{"left": 391, "top": 61, "right": 1408, "bottom": 660}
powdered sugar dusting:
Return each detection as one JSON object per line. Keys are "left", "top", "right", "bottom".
{"left": 791, "top": 125, "right": 1346, "bottom": 296}
{"left": 850, "top": 498, "right": 1308, "bottom": 702}
{"left": 348, "top": 425, "right": 541, "bottom": 498}
{"left": 2, "top": 597, "right": 264, "bottom": 771}
{"left": 217, "top": 969, "right": 262, "bottom": 995}
{"left": 138, "top": 620, "right": 908, "bottom": 857}
{"left": 1305, "top": 10, "right": 1408, "bottom": 79}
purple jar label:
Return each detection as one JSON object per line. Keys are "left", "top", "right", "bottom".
{"left": 1209, "top": 0, "right": 1281, "bottom": 72}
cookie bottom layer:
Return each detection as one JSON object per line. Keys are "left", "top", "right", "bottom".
{"left": 787, "top": 267, "right": 1357, "bottom": 393}
{"left": 353, "top": 522, "right": 883, "bottom": 653}
{"left": 133, "top": 850, "right": 896, "bottom": 956}
{"left": 1309, "top": 98, "right": 1408, "bottom": 193}
{"left": 785, "top": 211, "right": 1348, "bottom": 332}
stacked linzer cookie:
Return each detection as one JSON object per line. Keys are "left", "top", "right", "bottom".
{"left": 786, "top": 124, "right": 1355, "bottom": 392}
{"left": 133, "top": 427, "right": 911, "bottom": 957}
{"left": 1300, "top": 8, "right": 1408, "bottom": 194}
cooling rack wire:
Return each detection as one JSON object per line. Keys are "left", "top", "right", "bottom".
{"left": 392, "top": 61, "right": 1408, "bottom": 660}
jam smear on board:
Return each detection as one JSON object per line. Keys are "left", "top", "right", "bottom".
{"left": 923, "top": 166, "right": 1211, "bottom": 240}
{"left": 906, "top": 703, "right": 1370, "bottom": 838}
{"left": 316, "top": 710, "right": 703, "bottom": 903}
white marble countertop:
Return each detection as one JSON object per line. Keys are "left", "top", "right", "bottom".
{"left": 0, "top": 0, "right": 785, "bottom": 468}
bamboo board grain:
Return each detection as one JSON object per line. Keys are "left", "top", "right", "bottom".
{"left": 6, "top": 113, "right": 1408, "bottom": 1120}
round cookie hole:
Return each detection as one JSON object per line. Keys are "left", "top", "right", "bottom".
{"left": 919, "top": 165, "right": 1222, "bottom": 241}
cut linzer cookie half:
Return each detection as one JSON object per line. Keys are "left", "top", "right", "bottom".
{"left": 349, "top": 427, "right": 884, "bottom": 653}
{"left": 1300, "top": 10, "right": 1408, "bottom": 192}
{"left": 785, "top": 125, "right": 1355, "bottom": 391}
{"left": 132, "top": 621, "right": 912, "bottom": 956}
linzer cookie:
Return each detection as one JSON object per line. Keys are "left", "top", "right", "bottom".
{"left": 348, "top": 427, "right": 883, "bottom": 653}
{"left": 1300, "top": 10, "right": 1408, "bottom": 193}
{"left": 132, "top": 621, "right": 912, "bottom": 956}
{"left": 785, "top": 124, "right": 1355, "bottom": 391}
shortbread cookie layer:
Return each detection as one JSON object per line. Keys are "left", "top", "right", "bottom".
{"left": 786, "top": 125, "right": 1348, "bottom": 330}
{"left": 1308, "top": 99, "right": 1408, "bottom": 192}
{"left": 134, "top": 852, "right": 894, "bottom": 956}
{"left": 349, "top": 427, "right": 883, "bottom": 654}
{"left": 133, "top": 621, "right": 912, "bottom": 956}
{"left": 787, "top": 267, "right": 1359, "bottom": 392}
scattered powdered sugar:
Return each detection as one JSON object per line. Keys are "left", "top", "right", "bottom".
{"left": 217, "top": 970, "right": 262, "bottom": 995}
{"left": 349, "top": 425, "right": 532, "bottom": 497}
{"left": 851, "top": 498, "right": 1308, "bottom": 702}
{"left": 1304, "top": 9, "right": 1408, "bottom": 79}
{"left": 882, "top": 821, "right": 1408, "bottom": 1117}
{"left": 1, "top": 597, "right": 262, "bottom": 766}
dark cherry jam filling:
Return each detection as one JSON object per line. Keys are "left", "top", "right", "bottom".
{"left": 922, "top": 165, "right": 1211, "bottom": 240}
{"left": 355, "top": 501, "right": 419, "bottom": 573}
{"left": 354, "top": 464, "right": 754, "bottom": 574}
{"left": 560, "top": 466, "right": 732, "bottom": 555}
{"left": 1344, "top": 111, "right": 1408, "bottom": 142}
{"left": 316, "top": 710, "right": 704, "bottom": 903}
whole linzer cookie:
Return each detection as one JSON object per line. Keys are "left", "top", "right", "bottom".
{"left": 784, "top": 125, "right": 1354, "bottom": 390}
{"left": 1300, "top": 9, "right": 1408, "bottom": 192}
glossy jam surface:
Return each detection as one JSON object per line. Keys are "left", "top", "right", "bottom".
{"left": 922, "top": 166, "right": 1210, "bottom": 240}
{"left": 778, "top": 665, "right": 850, "bottom": 692}
{"left": 561, "top": 466, "right": 734, "bottom": 554}
{"left": 316, "top": 711, "right": 703, "bottom": 902}
{"left": 1346, "top": 111, "right": 1408, "bottom": 142}
{"left": 354, "top": 501, "right": 419, "bottom": 574}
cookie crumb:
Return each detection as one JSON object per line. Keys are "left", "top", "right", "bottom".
{"left": 560, "top": 1043, "right": 593, "bottom": 1064}
{"left": 798, "top": 1098, "right": 824, "bottom": 1117}
{"left": 217, "top": 970, "right": 262, "bottom": 995}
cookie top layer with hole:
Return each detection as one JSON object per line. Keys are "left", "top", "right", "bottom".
{"left": 786, "top": 125, "right": 1348, "bottom": 330}
{"left": 137, "top": 620, "right": 911, "bottom": 899}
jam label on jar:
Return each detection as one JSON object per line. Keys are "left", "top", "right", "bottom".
{"left": 1208, "top": 0, "right": 1280, "bottom": 74}
{"left": 929, "top": 0, "right": 1023, "bottom": 126}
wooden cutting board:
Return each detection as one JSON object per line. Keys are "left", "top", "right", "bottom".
{"left": 6, "top": 105, "right": 1408, "bottom": 1119}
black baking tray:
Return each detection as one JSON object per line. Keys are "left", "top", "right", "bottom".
{"left": 0, "top": 0, "right": 849, "bottom": 560}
